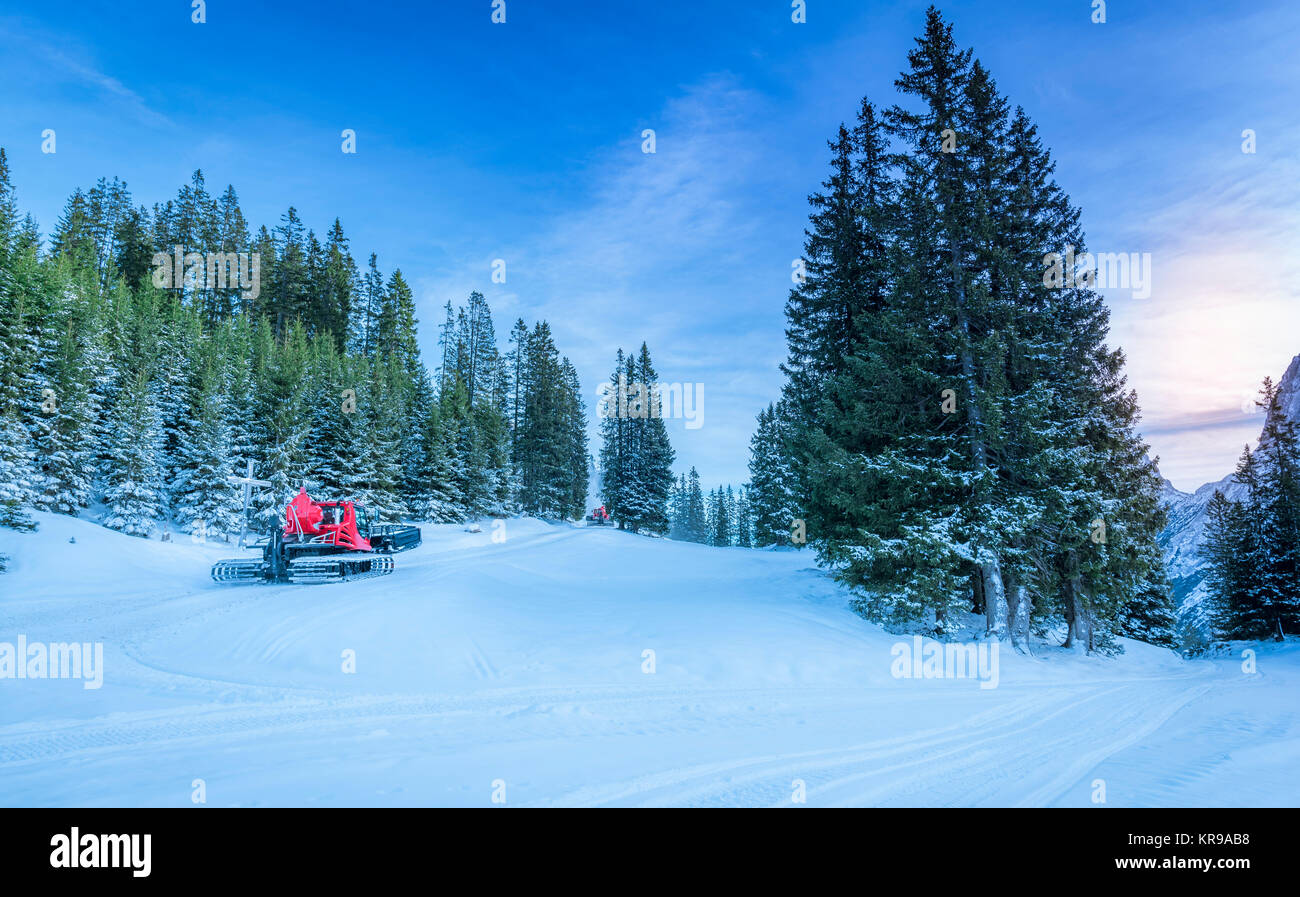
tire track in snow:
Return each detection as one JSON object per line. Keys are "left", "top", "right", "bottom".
{"left": 0, "top": 684, "right": 859, "bottom": 766}
{"left": 811, "top": 682, "right": 1212, "bottom": 807}
{"left": 1011, "top": 682, "right": 1213, "bottom": 807}
{"left": 530, "top": 686, "right": 1106, "bottom": 807}
{"left": 535, "top": 680, "right": 1213, "bottom": 808}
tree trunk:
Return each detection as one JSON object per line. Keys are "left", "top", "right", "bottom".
{"left": 1063, "top": 574, "right": 1086, "bottom": 651}
{"left": 952, "top": 242, "right": 1007, "bottom": 629}
{"left": 1062, "top": 576, "right": 1077, "bottom": 648}
{"left": 983, "top": 557, "right": 1007, "bottom": 639}
{"left": 1004, "top": 571, "right": 1030, "bottom": 652}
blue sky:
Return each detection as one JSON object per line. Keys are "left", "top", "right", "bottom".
{"left": 1, "top": 0, "right": 1297, "bottom": 491}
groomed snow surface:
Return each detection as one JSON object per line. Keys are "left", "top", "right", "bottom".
{"left": 2, "top": 512, "right": 1297, "bottom": 807}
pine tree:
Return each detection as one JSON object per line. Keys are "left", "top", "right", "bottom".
{"left": 1117, "top": 566, "right": 1178, "bottom": 648}
{"left": 1253, "top": 378, "right": 1300, "bottom": 637}
{"left": 747, "top": 402, "right": 803, "bottom": 547}
{"left": 711, "top": 487, "right": 732, "bottom": 547}
{"left": 734, "top": 487, "right": 754, "bottom": 548}
{"left": 598, "top": 349, "right": 629, "bottom": 524}
{"left": 250, "top": 321, "right": 310, "bottom": 530}
{"left": 668, "top": 472, "right": 688, "bottom": 540}
{"left": 683, "top": 467, "right": 709, "bottom": 544}
{"left": 0, "top": 153, "right": 44, "bottom": 567}
{"left": 409, "top": 399, "right": 461, "bottom": 522}
{"left": 506, "top": 318, "right": 530, "bottom": 459}
{"left": 609, "top": 343, "right": 674, "bottom": 534}
{"left": 348, "top": 254, "right": 383, "bottom": 355}
{"left": 562, "top": 358, "right": 589, "bottom": 519}
{"left": 268, "top": 207, "right": 309, "bottom": 338}
{"left": 101, "top": 368, "right": 164, "bottom": 537}
{"left": 173, "top": 365, "right": 243, "bottom": 541}
{"left": 0, "top": 411, "right": 39, "bottom": 572}
{"left": 214, "top": 185, "right": 250, "bottom": 318}
{"left": 150, "top": 295, "right": 203, "bottom": 517}
{"left": 769, "top": 8, "right": 1172, "bottom": 645}
{"left": 31, "top": 263, "right": 102, "bottom": 514}
{"left": 51, "top": 190, "right": 99, "bottom": 271}
{"left": 1205, "top": 482, "right": 1259, "bottom": 638}
{"left": 357, "top": 356, "right": 407, "bottom": 521}
{"left": 516, "top": 323, "right": 569, "bottom": 517}
{"left": 377, "top": 269, "right": 421, "bottom": 378}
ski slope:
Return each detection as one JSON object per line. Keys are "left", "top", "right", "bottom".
{"left": 2, "top": 512, "right": 1297, "bottom": 807}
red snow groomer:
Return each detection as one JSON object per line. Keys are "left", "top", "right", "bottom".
{"left": 212, "top": 488, "right": 422, "bottom": 584}
{"left": 587, "top": 505, "right": 611, "bottom": 526}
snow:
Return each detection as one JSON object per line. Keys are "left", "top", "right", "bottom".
{"left": 2, "top": 511, "right": 1298, "bottom": 807}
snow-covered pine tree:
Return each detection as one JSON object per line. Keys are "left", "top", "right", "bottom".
{"left": 100, "top": 368, "right": 164, "bottom": 537}
{"left": 0, "top": 411, "right": 38, "bottom": 572}
{"left": 506, "top": 318, "right": 530, "bottom": 471}
{"left": 441, "top": 376, "right": 491, "bottom": 518}
{"left": 399, "top": 370, "right": 434, "bottom": 514}
{"left": 711, "top": 487, "right": 732, "bottom": 547}
{"left": 0, "top": 149, "right": 47, "bottom": 548}
{"left": 317, "top": 218, "right": 356, "bottom": 350}
{"left": 150, "top": 294, "right": 203, "bottom": 519}
{"left": 377, "top": 269, "right": 422, "bottom": 382}
{"left": 1204, "top": 450, "right": 1268, "bottom": 638}
{"left": 31, "top": 264, "right": 103, "bottom": 515}
{"left": 747, "top": 402, "right": 803, "bottom": 547}
{"left": 1251, "top": 378, "right": 1300, "bottom": 638}
{"left": 667, "top": 472, "right": 688, "bottom": 539}
{"left": 516, "top": 322, "right": 569, "bottom": 517}
{"left": 772, "top": 9, "right": 1172, "bottom": 646}
{"left": 218, "top": 314, "right": 257, "bottom": 532}
{"left": 616, "top": 343, "right": 674, "bottom": 534}
{"left": 1117, "top": 565, "right": 1178, "bottom": 649}
{"left": 172, "top": 363, "right": 242, "bottom": 541}
{"left": 561, "top": 357, "right": 589, "bottom": 519}
{"left": 350, "top": 253, "right": 384, "bottom": 357}
{"left": 214, "top": 184, "right": 251, "bottom": 318}
{"left": 303, "top": 338, "right": 348, "bottom": 497}
{"left": 250, "top": 320, "right": 310, "bottom": 531}
{"left": 734, "top": 487, "right": 753, "bottom": 548}
{"left": 410, "top": 398, "right": 462, "bottom": 522}
{"left": 361, "top": 356, "right": 409, "bottom": 521}
{"left": 598, "top": 349, "right": 629, "bottom": 524}
{"left": 683, "top": 467, "right": 709, "bottom": 544}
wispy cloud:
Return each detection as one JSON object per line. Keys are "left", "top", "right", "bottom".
{"left": 0, "top": 16, "right": 172, "bottom": 129}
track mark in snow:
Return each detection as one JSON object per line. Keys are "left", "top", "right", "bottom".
{"left": 531, "top": 688, "right": 1090, "bottom": 807}
{"left": 465, "top": 639, "right": 499, "bottom": 680}
{"left": 1014, "top": 683, "right": 1213, "bottom": 807}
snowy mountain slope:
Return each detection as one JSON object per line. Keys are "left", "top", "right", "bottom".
{"left": 2, "top": 512, "right": 1298, "bottom": 807}
{"left": 1160, "top": 473, "right": 1236, "bottom": 628}
{"left": 1159, "top": 354, "right": 1300, "bottom": 630}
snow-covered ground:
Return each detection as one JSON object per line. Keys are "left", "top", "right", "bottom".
{"left": 1, "top": 512, "right": 1297, "bottom": 807}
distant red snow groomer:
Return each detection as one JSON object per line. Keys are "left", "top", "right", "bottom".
{"left": 587, "top": 506, "right": 611, "bottom": 526}
{"left": 212, "top": 487, "right": 422, "bottom": 584}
